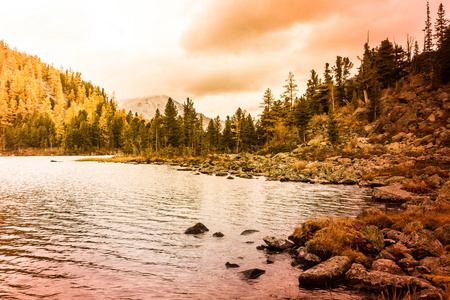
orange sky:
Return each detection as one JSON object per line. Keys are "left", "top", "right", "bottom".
{"left": 0, "top": 0, "right": 446, "bottom": 118}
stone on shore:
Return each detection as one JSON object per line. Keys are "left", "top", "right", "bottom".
{"left": 372, "top": 184, "right": 428, "bottom": 203}
{"left": 371, "top": 259, "right": 404, "bottom": 275}
{"left": 404, "top": 229, "right": 444, "bottom": 259}
{"left": 434, "top": 224, "right": 450, "bottom": 246}
{"left": 298, "top": 256, "right": 352, "bottom": 288}
{"left": 345, "top": 263, "right": 439, "bottom": 294}
{"left": 263, "top": 236, "right": 294, "bottom": 251}
{"left": 184, "top": 222, "right": 209, "bottom": 234}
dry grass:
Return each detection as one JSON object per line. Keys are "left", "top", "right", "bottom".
{"left": 305, "top": 223, "right": 365, "bottom": 259}
{"left": 402, "top": 180, "right": 435, "bottom": 194}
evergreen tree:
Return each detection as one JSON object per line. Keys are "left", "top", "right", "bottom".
{"left": 424, "top": 2, "right": 433, "bottom": 53}
{"left": 435, "top": 27, "right": 450, "bottom": 83}
{"left": 261, "top": 88, "right": 274, "bottom": 110}
{"left": 435, "top": 3, "right": 449, "bottom": 48}
{"left": 163, "top": 98, "right": 180, "bottom": 148}
{"left": 293, "top": 97, "right": 312, "bottom": 143}
{"left": 327, "top": 110, "right": 340, "bottom": 145}
{"left": 281, "top": 71, "right": 298, "bottom": 110}
{"left": 221, "top": 116, "right": 233, "bottom": 152}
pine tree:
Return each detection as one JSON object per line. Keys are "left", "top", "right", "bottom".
{"left": 163, "top": 98, "right": 180, "bottom": 148}
{"left": 293, "top": 97, "right": 312, "bottom": 143}
{"left": 261, "top": 88, "right": 274, "bottom": 110}
{"left": 327, "top": 110, "right": 340, "bottom": 145}
{"left": 281, "top": 71, "right": 298, "bottom": 109}
{"left": 424, "top": 2, "right": 433, "bottom": 53}
{"left": 435, "top": 3, "right": 449, "bottom": 48}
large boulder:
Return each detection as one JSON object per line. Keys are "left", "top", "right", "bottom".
{"left": 372, "top": 184, "right": 428, "bottom": 203}
{"left": 404, "top": 229, "right": 444, "bottom": 259}
{"left": 345, "top": 263, "right": 437, "bottom": 293}
{"left": 184, "top": 222, "right": 209, "bottom": 234}
{"left": 361, "top": 225, "right": 385, "bottom": 253}
{"left": 298, "top": 256, "right": 352, "bottom": 288}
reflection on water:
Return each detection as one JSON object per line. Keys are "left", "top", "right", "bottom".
{"left": 0, "top": 156, "right": 375, "bottom": 299}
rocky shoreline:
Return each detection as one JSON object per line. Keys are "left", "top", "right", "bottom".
{"left": 82, "top": 143, "right": 450, "bottom": 298}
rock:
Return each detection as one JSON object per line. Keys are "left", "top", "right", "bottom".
{"left": 404, "top": 229, "right": 444, "bottom": 260}
{"left": 398, "top": 91, "right": 417, "bottom": 103}
{"left": 240, "top": 229, "right": 259, "bottom": 236}
{"left": 225, "top": 262, "right": 240, "bottom": 268}
{"left": 376, "top": 250, "right": 397, "bottom": 261}
{"left": 296, "top": 247, "right": 322, "bottom": 268}
{"left": 215, "top": 171, "right": 228, "bottom": 177}
{"left": 345, "top": 263, "right": 437, "bottom": 293}
{"left": 240, "top": 268, "right": 265, "bottom": 279}
{"left": 298, "top": 256, "right": 352, "bottom": 288}
{"left": 434, "top": 224, "right": 450, "bottom": 246}
{"left": 398, "top": 257, "right": 420, "bottom": 271}
{"left": 184, "top": 222, "right": 209, "bottom": 234}
{"left": 263, "top": 236, "right": 294, "bottom": 251}
{"left": 428, "top": 114, "right": 436, "bottom": 122}
{"left": 428, "top": 174, "right": 444, "bottom": 188}
{"left": 226, "top": 176, "right": 234, "bottom": 180}
{"left": 372, "top": 184, "right": 428, "bottom": 203}
{"left": 437, "top": 181, "right": 450, "bottom": 202}
{"left": 371, "top": 259, "right": 404, "bottom": 275}
{"left": 382, "top": 228, "right": 405, "bottom": 243}
{"left": 392, "top": 132, "right": 408, "bottom": 142}
{"left": 419, "top": 254, "right": 450, "bottom": 277}
{"left": 213, "top": 232, "right": 224, "bottom": 237}
{"left": 238, "top": 173, "right": 253, "bottom": 179}
{"left": 361, "top": 225, "right": 385, "bottom": 253}
{"left": 266, "top": 256, "right": 275, "bottom": 264}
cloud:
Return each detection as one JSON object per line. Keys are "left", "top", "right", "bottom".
{"left": 180, "top": 0, "right": 388, "bottom": 53}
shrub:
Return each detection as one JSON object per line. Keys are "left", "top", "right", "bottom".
{"left": 402, "top": 180, "right": 435, "bottom": 194}
{"left": 288, "top": 219, "right": 329, "bottom": 246}
{"left": 305, "top": 224, "right": 364, "bottom": 259}
{"left": 341, "top": 249, "right": 373, "bottom": 268}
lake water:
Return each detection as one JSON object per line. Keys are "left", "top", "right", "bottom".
{"left": 0, "top": 156, "right": 375, "bottom": 299}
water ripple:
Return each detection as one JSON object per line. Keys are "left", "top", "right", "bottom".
{"left": 0, "top": 156, "right": 377, "bottom": 299}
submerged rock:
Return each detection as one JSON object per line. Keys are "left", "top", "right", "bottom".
{"left": 240, "top": 268, "right": 265, "bottom": 279}
{"left": 184, "top": 222, "right": 209, "bottom": 234}
{"left": 225, "top": 262, "right": 240, "bottom": 269}
{"left": 240, "top": 229, "right": 259, "bottom": 236}
{"left": 298, "top": 256, "right": 352, "bottom": 288}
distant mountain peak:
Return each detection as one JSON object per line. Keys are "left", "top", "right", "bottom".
{"left": 118, "top": 95, "right": 213, "bottom": 128}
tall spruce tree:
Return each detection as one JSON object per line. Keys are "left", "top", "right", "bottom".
{"left": 435, "top": 3, "right": 449, "bottom": 48}
{"left": 163, "top": 98, "right": 180, "bottom": 148}
{"left": 424, "top": 2, "right": 433, "bottom": 53}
